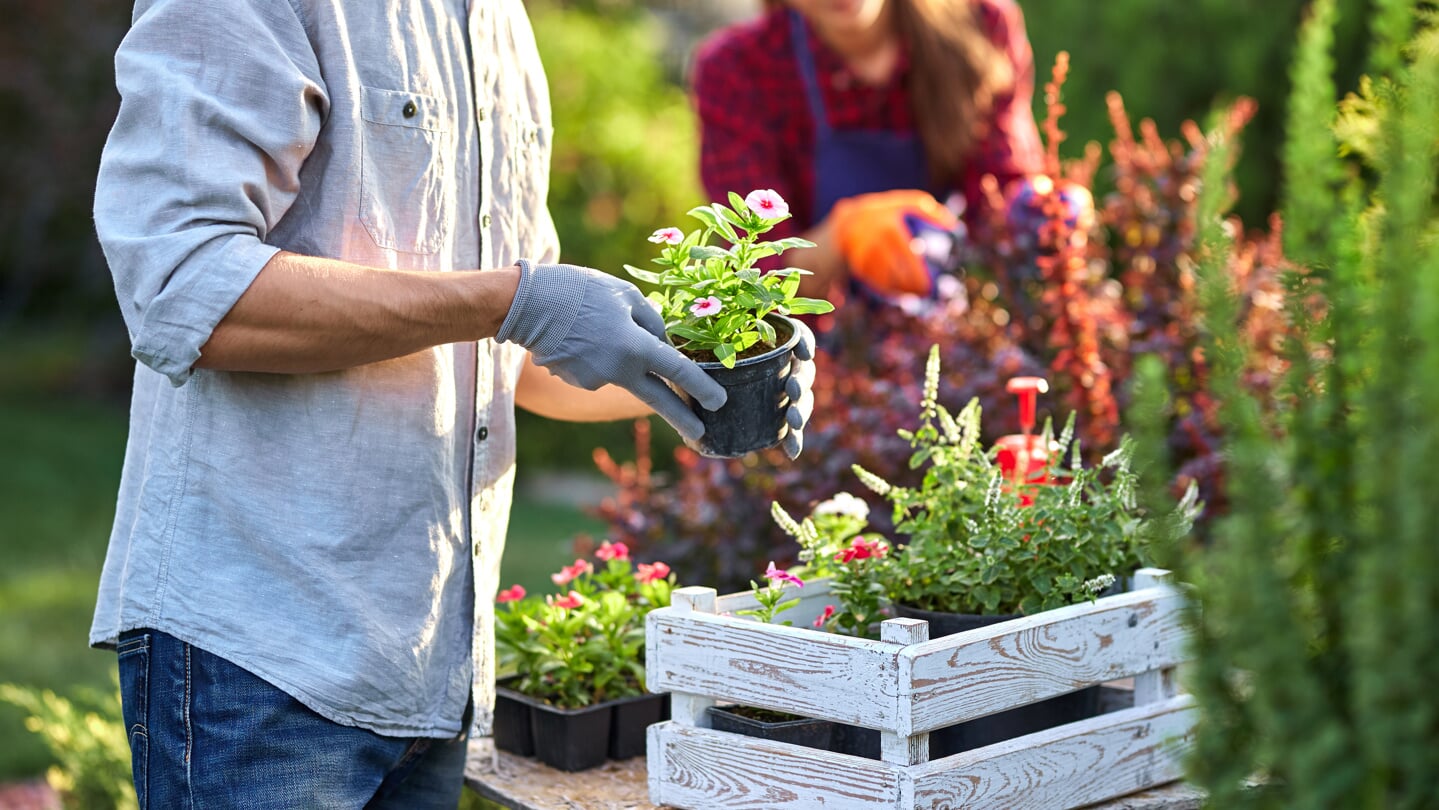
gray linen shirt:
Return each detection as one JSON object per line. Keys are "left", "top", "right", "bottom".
{"left": 90, "top": 0, "right": 559, "bottom": 739}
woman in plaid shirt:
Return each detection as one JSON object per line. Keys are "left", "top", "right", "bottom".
{"left": 692, "top": 0, "right": 1043, "bottom": 304}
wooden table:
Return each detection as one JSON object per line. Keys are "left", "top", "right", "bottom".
{"left": 463, "top": 738, "right": 1206, "bottom": 810}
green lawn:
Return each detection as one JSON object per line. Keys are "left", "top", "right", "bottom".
{"left": 0, "top": 395, "right": 596, "bottom": 797}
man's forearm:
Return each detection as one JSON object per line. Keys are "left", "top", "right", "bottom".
{"left": 196, "top": 251, "right": 521, "bottom": 374}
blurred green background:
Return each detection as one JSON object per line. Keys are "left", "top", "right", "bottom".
{"left": 0, "top": 0, "right": 1377, "bottom": 797}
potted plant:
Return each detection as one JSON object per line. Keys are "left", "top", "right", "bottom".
{"left": 772, "top": 345, "right": 1199, "bottom": 756}
{"left": 702, "top": 562, "right": 839, "bottom": 751}
{"left": 493, "top": 541, "right": 675, "bottom": 770}
{"left": 625, "top": 189, "right": 834, "bottom": 458}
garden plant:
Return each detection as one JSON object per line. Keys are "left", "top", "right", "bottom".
{"left": 1152, "top": 2, "right": 1439, "bottom": 806}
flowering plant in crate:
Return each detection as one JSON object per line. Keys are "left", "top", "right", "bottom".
{"left": 494, "top": 540, "right": 675, "bottom": 708}
{"left": 624, "top": 189, "right": 834, "bottom": 367}
{"left": 775, "top": 346, "right": 1200, "bottom": 625}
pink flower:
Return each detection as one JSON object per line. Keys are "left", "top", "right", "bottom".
{"left": 595, "top": 540, "right": 630, "bottom": 562}
{"left": 835, "top": 536, "right": 890, "bottom": 564}
{"left": 496, "top": 584, "right": 526, "bottom": 603}
{"left": 551, "top": 558, "right": 594, "bottom": 586}
{"left": 763, "top": 561, "right": 804, "bottom": 588}
{"left": 635, "top": 561, "right": 672, "bottom": 584}
{"left": 648, "top": 227, "right": 684, "bottom": 245}
{"left": 689, "top": 296, "right": 722, "bottom": 317}
{"left": 548, "top": 590, "right": 584, "bottom": 610}
{"left": 744, "top": 189, "right": 790, "bottom": 220}
{"left": 813, "top": 604, "right": 836, "bottom": 629}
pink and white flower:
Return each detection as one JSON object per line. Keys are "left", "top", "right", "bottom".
{"left": 744, "top": 189, "right": 789, "bottom": 220}
{"left": 763, "top": 561, "right": 804, "bottom": 589}
{"left": 648, "top": 227, "right": 684, "bottom": 245}
{"left": 689, "top": 296, "right": 722, "bottom": 317}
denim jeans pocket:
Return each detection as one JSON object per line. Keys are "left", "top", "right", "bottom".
{"left": 117, "top": 631, "right": 150, "bottom": 809}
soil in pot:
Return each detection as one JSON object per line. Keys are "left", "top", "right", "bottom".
{"left": 529, "top": 699, "right": 614, "bottom": 772}
{"left": 608, "top": 691, "right": 669, "bottom": 760}
{"left": 706, "top": 704, "right": 835, "bottom": 751}
{"left": 677, "top": 315, "right": 801, "bottom": 459}
{"left": 891, "top": 603, "right": 1105, "bottom": 758}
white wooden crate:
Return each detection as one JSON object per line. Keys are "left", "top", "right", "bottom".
{"left": 645, "top": 569, "right": 1195, "bottom": 810}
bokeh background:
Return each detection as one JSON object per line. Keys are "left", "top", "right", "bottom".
{"left": 0, "top": 0, "right": 1378, "bottom": 795}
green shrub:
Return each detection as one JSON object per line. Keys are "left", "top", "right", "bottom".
{"left": 1152, "top": 1, "right": 1439, "bottom": 805}
{"left": 0, "top": 682, "right": 135, "bottom": 810}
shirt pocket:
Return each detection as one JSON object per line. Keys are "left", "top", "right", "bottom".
{"left": 359, "top": 86, "right": 453, "bottom": 254}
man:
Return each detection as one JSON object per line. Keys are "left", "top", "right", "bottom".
{"left": 90, "top": 1, "right": 813, "bottom": 806}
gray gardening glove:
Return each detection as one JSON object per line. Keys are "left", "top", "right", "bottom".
{"left": 497, "top": 259, "right": 727, "bottom": 442}
{"left": 780, "top": 319, "right": 817, "bottom": 459}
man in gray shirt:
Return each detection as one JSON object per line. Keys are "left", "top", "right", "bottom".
{"left": 90, "top": 0, "right": 813, "bottom": 806}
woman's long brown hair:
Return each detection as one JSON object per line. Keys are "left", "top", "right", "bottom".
{"left": 764, "top": 0, "right": 1014, "bottom": 183}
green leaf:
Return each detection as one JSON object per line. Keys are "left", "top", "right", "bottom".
{"left": 715, "top": 343, "right": 737, "bottom": 368}
{"left": 687, "top": 205, "right": 721, "bottom": 231}
{"left": 727, "top": 191, "right": 748, "bottom": 213}
{"left": 786, "top": 297, "right": 836, "bottom": 315}
{"left": 755, "top": 318, "right": 776, "bottom": 345}
{"left": 667, "top": 323, "right": 712, "bottom": 342}
{"left": 623, "top": 263, "right": 662, "bottom": 284}
{"left": 689, "top": 245, "right": 729, "bottom": 262}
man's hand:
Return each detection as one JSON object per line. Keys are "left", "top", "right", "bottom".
{"left": 780, "top": 319, "right": 817, "bottom": 459}
{"left": 830, "top": 190, "right": 960, "bottom": 297}
{"left": 496, "top": 260, "right": 726, "bottom": 442}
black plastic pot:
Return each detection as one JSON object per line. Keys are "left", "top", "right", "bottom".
{"left": 492, "top": 680, "right": 534, "bottom": 757}
{"left": 529, "top": 699, "right": 613, "bottom": 772}
{"left": 891, "top": 603, "right": 1104, "bottom": 758}
{"left": 680, "top": 314, "right": 801, "bottom": 458}
{"left": 832, "top": 722, "right": 881, "bottom": 759}
{"left": 608, "top": 691, "right": 669, "bottom": 760}
{"left": 706, "top": 705, "right": 835, "bottom": 751}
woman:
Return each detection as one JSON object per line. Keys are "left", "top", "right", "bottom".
{"left": 691, "top": 0, "right": 1043, "bottom": 301}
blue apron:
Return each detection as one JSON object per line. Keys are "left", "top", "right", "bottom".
{"left": 790, "top": 10, "right": 933, "bottom": 225}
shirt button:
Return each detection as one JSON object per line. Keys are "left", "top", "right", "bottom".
{"left": 473, "top": 541, "right": 481, "bottom": 557}
{"left": 481, "top": 214, "right": 492, "bottom": 228}
{"left": 402, "top": 100, "right": 417, "bottom": 118}
{"left": 478, "top": 108, "right": 486, "bottom": 121}
{"left": 476, "top": 425, "right": 489, "bottom": 441}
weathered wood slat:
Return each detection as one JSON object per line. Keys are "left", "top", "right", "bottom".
{"left": 647, "top": 722, "right": 904, "bottom": 809}
{"left": 648, "top": 609, "right": 900, "bottom": 727}
{"left": 903, "top": 588, "right": 1189, "bottom": 733}
{"left": 910, "top": 695, "right": 1197, "bottom": 810}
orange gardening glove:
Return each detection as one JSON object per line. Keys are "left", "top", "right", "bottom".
{"left": 829, "top": 190, "right": 960, "bottom": 297}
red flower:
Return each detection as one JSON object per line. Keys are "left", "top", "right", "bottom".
{"left": 551, "top": 558, "right": 594, "bottom": 586}
{"left": 635, "top": 561, "right": 671, "bottom": 583}
{"left": 496, "top": 584, "right": 526, "bottom": 603}
{"left": 813, "top": 604, "right": 836, "bottom": 629}
{"left": 595, "top": 540, "right": 630, "bottom": 562}
{"left": 548, "top": 590, "right": 584, "bottom": 610}
{"left": 835, "top": 535, "right": 890, "bottom": 564}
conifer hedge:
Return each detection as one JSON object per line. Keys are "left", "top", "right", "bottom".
{"left": 1150, "top": 1, "right": 1439, "bottom": 804}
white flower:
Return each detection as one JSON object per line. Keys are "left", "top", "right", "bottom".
{"left": 813, "top": 492, "right": 870, "bottom": 521}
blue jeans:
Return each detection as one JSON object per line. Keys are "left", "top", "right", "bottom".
{"left": 117, "top": 629, "right": 468, "bottom": 809}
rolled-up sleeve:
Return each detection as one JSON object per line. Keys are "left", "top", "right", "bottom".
{"left": 96, "top": 0, "right": 327, "bottom": 385}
